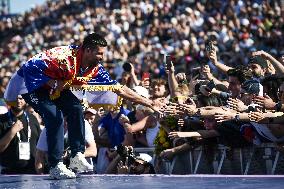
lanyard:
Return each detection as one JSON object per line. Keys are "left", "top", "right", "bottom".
{"left": 9, "top": 111, "right": 31, "bottom": 143}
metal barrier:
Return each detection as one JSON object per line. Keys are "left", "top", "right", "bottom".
{"left": 134, "top": 147, "right": 155, "bottom": 153}
{"left": 134, "top": 143, "right": 284, "bottom": 175}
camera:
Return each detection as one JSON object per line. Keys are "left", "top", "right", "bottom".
{"left": 116, "top": 144, "right": 156, "bottom": 174}
{"left": 206, "top": 41, "right": 214, "bottom": 52}
{"left": 115, "top": 144, "right": 136, "bottom": 166}
{"left": 123, "top": 62, "right": 132, "bottom": 72}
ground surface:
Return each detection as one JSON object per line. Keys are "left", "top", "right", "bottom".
{"left": 1, "top": 174, "right": 284, "bottom": 189}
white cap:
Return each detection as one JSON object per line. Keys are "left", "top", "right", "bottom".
{"left": 241, "top": 18, "right": 250, "bottom": 26}
{"left": 182, "top": 40, "right": 190, "bottom": 47}
{"left": 194, "top": 10, "right": 200, "bottom": 17}
{"left": 84, "top": 108, "right": 97, "bottom": 115}
{"left": 252, "top": 3, "right": 259, "bottom": 9}
{"left": 185, "top": 7, "right": 193, "bottom": 14}
{"left": 171, "top": 17, "right": 178, "bottom": 25}
{"left": 137, "top": 153, "right": 152, "bottom": 163}
{"left": 0, "top": 106, "right": 8, "bottom": 115}
{"left": 133, "top": 86, "right": 150, "bottom": 99}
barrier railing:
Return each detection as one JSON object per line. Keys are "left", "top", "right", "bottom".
{"left": 134, "top": 143, "right": 283, "bottom": 175}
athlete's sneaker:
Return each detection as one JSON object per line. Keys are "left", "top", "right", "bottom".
{"left": 69, "top": 152, "right": 93, "bottom": 173}
{"left": 49, "top": 162, "right": 76, "bottom": 179}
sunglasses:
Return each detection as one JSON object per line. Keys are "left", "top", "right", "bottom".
{"left": 170, "top": 96, "right": 193, "bottom": 104}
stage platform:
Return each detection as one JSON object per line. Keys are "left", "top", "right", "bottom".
{"left": 1, "top": 175, "right": 284, "bottom": 189}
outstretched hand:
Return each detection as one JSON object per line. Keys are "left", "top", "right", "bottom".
{"left": 251, "top": 50, "right": 270, "bottom": 59}
{"left": 151, "top": 99, "right": 167, "bottom": 119}
{"left": 253, "top": 94, "right": 276, "bottom": 110}
{"left": 227, "top": 98, "right": 248, "bottom": 112}
{"left": 248, "top": 111, "right": 265, "bottom": 122}
{"left": 177, "top": 99, "right": 197, "bottom": 115}
{"left": 119, "top": 114, "right": 130, "bottom": 125}
{"left": 214, "top": 110, "right": 236, "bottom": 123}
{"left": 169, "top": 131, "right": 187, "bottom": 139}
{"left": 163, "top": 102, "right": 184, "bottom": 116}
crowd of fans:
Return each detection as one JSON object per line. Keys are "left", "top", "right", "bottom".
{"left": 1, "top": 0, "right": 284, "bottom": 174}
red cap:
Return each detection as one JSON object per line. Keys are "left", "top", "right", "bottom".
{"left": 142, "top": 72, "right": 150, "bottom": 81}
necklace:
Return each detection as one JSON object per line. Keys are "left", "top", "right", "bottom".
{"left": 79, "top": 66, "right": 89, "bottom": 76}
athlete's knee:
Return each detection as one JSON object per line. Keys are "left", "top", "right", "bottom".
{"left": 44, "top": 108, "right": 64, "bottom": 126}
{"left": 69, "top": 104, "right": 83, "bottom": 114}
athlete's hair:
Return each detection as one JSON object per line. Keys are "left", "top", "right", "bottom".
{"left": 82, "top": 33, "right": 107, "bottom": 49}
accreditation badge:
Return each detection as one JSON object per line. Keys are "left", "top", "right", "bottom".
{"left": 18, "top": 142, "right": 30, "bottom": 160}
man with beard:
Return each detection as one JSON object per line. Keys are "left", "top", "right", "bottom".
{"left": 0, "top": 95, "right": 41, "bottom": 174}
{"left": 150, "top": 79, "right": 168, "bottom": 101}
{"left": 4, "top": 33, "right": 162, "bottom": 179}
{"left": 248, "top": 55, "right": 270, "bottom": 80}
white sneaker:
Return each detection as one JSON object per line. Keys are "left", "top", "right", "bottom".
{"left": 69, "top": 152, "right": 93, "bottom": 173}
{"left": 49, "top": 162, "right": 76, "bottom": 179}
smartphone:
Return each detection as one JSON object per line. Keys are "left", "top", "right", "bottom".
{"left": 206, "top": 80, "right": 216, "bottom": 92}
{"left": 191, "top": 67, "right": 202, "bottom": 79}
{"left": 165, "top": 55, "right": 173, "bottom": 70}
{"left": 206, "top": 41, "right": 214, "bottom": 52}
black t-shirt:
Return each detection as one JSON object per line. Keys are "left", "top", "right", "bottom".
{"left": 216, "top": 120, "right": 251, "bottom": 148}
{"left": 0, "top": 111, "right": 41, "bottom": 174}
{"left": 126, "top": 110, "right": 148, "bottom": 148}
{"left": 127, "top": 110, "right": 137, "bottom": 124}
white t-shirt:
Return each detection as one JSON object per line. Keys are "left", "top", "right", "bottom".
{"left": 146, "top": 122, "right": 160, "bottom": 147}
{"left": 37, "top": 120, "right": 95, "bottom": 151}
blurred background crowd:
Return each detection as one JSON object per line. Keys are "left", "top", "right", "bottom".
{"left": 1, "top": 0, "right": 284, "bottom": 175}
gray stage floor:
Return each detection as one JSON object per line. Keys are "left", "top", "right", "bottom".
{"left": 1, "top": 175, "right": 284, "bottom": 189}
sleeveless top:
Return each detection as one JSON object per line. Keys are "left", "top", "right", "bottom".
{"left": 146, "top": 122, "right": 160, "bottom": 147}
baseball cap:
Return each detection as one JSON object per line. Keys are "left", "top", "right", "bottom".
{"left": 248, "top": 56, "right": 268, "bottom": 69}
{"left": 242, "top": 79, "right": 262, "bottom": 95}
{"left": 0, "top": 99, "right": 8, "bottom": 114}
{"left": 142, "top": 72, "right": 150, "bottom": 81}
{"left": 0, "top": 106, "right": 8, "bottom": 114}
{"left": 133, "top": 86, "right": 150, "bottom": 99}
{"left": 136, "top": 153, "right": 153, "bottom": 163}
{"left": 84, "top": 108, "right": 97, "bottom": 115}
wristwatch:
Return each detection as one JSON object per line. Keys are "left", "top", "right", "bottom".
{"left": 234, "top": 114, "right": 240, "bottom": 122}
{"left": 274, "top": 101, "right": 282, "bottom": 112}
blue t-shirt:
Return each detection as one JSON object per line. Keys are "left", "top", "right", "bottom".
{"left": 100, "top": 107, "right": 129, "bottom": 147}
